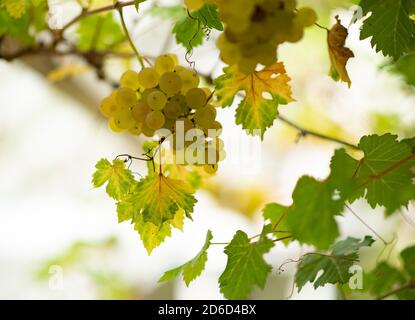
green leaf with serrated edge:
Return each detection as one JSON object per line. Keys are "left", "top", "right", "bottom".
{"left": 92, "top": 158, "right": 135, "bottom": 200}
{"left": 330, "top": 134, "right": 415, "bottom": 215}
{"left": 77, "top": 12, "right": 124, "bottom": 51}
{"left": 401, "top": 245, "right": 415, "bottom": 278}
{"left": 196, "top": 4, "right": 223, "bottom": 31}
{"left": 172, "top": 15, "right": 204, "bottom": 51}
{"left": 360, "top": 0, "right": 415, "bottom": 60}
{"left": 286, "top": 176, "right": 344, "bottom": 250}
{"left": 134, "top": 214, "right": 172, "bottom": 255}
{"left": 159, "top": 230, "right": 213, "bottom": 286}
{"left": 214, "top": 63, "right": 293, "bottom": 139}
{"left": 262, "top": 203, "right": 290, "bottom": 246}
{"left": 117, "top": 174, "right": 196, "bottom": 226}
{"left": 219, "top": 225, "right": 274, "bottom": 299}
{"left": 295, "top": 236, "right": 374, "bottom": 291}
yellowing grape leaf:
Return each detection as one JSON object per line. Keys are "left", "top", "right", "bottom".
{"left": 119, "top": 174, "right": 197, "bottom": 227}
{"left": 47, "top": 64, "right": 90, "bottom": 83}
{"left": 0, "top": 0, "right": 26, "bottom": 18}
{"left": 92, "top": 158, "right": 135, "bottom": 200}
{"left": 134, "top": 214, "right": 172, "bottom": 255}
{"left": 215, "top": 62, "right": 294, "bottom": 139}
{"left": 328, "top": 16, "right": 354, "bottom": 87}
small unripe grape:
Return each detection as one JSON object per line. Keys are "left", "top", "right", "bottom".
{"left": 296, "top": 8, "right": 317, "bottom": 27}
{"left": 164, "top": 101, "right": 182, "bottom": 119}
{"left": 100, "top": 92, "right": 120, "bottom": 117}
{"left": 108, "top": 118, "right": 124, "bottom": 133}
{"left": 114, "top": 110, "right": 136, "bottom": 130}
{"left": 186, "top": 88, "right": 207, "bottom": 109}
{"left": 141, "top": 123, "right": 155, "bottom": 137}
{"left": 128, "top": 123, "right": 142, "bottom": 135}
{"left": 116, "top": 87, "right": 137, "bottom": 109}
{"left": 138, "top": 67, "right": 160, "bottom": 88}
{"left": 194, "top": 105, "right": 216, "bottom": 128}
{"left": 155, "top": 55, "right": 176, "bottom": 74}
{"left": 132, "top": 102, "right": 151, "bottom": 122}
{"left": 147, "top": 90, "right": 167, "bottom": 110}
{"left": 159, "top": 72, "right": 182, "bottom": 96}
{"left": 145, "top": 110, "right": 165, "bottom": 130}
{"left": 120, "top": 70, "right": 140, "bottom": 90}
{"left": 179, "top": 69, "right": 200, "bottom": 93}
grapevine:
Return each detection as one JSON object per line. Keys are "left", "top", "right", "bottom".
{"left": 1, "top": 0, "right": 415, "bottom": 300}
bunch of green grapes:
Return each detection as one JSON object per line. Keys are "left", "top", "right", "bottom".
{"left": 99, "top": 54, "right": 225, "bottom": 174}
{"left": 216, "top": 0, "right": 317, "bottom": 73}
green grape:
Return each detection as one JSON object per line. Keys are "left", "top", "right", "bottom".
{"left": 116, "top": 87, "right": 137, "bottom": 109}
{"left": 178, "top": 69, "right": 200, "bottom": 93}
{"left": 286, "top": 19, "right": 304, "bottom": 43}
{"left": 170, "top": 94, "right": 188, "bottom": 114}
{"left": 296, "top": 7, "right": 317, "bottom": 27}
{"left": 120, "top": 70, "right": 140, "bottom": 90}
{"left": 206, "top": 121, "right": 223, "bottom": 137}
{"left": 162, "top": 118, "right": 175, "bottom": 131}
{"left": 128, "top": 122, "right": 142, "bottom": 135}
{"left": 147, "top": 90, "right": 167, "bottom": 110}
{"left": 108, "top": 117, "right": 124, "bottom": 133}
{"left": 155, "top": 55, "right": 176, "bottom": 74}
{"left": 186, "top": 88, "right": 207, "bottom": 109}
{"left": 100, "top": 91, "right": 120, "bottom": 117}
{"left": 138, "top": 67, "right": 160, "bottom": 88}
{"left": 141, "top": 123, "right": 155, "bottom": 137}
{"left": 194, "top": 105, "right": 216, "bottom": 128}
{"left": 159, "top": 72, "right": 182, "bottom": 96}
{"left": 174, "top": 118, "right": 194, "bottom": 134}
{"left": 184, "top": 0, "right": 204, "bottom": 11}
{"left": 132, "top": 102, "right": 151, "bottom": 122}
{"left": 114, "top": 110, "right": 136, "bottom": 130}
{"left": 145, "top": 110, "right": 165, "bottom": 130}
{"left": 164, "top": 101, "right": 182, "bottom": 119}
{"left": 204, "top": 164, "right": 218, "bottom": 174}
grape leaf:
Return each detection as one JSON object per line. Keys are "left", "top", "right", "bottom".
{"left": 330, "top": 134, "right": 415, "bottom": 215}
{"left": 215, "top": 62, "right": 294, "bottom": 138}
{"left": 262, "top": 203, "right": 290, "bottom": 246}
{"left": 116, "top": 197, "right": 185, "bottom": 254}
{"left": 134, "top": 214, "right": 172, "bottom": 255}
{"left": 360, "top": 0, "right": 415, "bottom": 60}
{"left": 390, "top": 53, "right": 415, "bottom": 86}
{"left": 172, "top": 4, "right": 222, "bottom": 51}
{"left": 159, "top": 230, "right": 213, "bottom": 286}
{"left": 77, "top": 12, "right": 124, "bottom": 51}
{"left": 92, "top": 158, "right": 135, "bottom": 200}
{"left": 286, "top": 176, "right": 344, "bottom": 250}
{"left": 327, "top": 16, "right": 354, "bottom": 87}
{"left": 401, "top": 245, "right": 415, "bottom": 278}
{"left": 219, "top": 225, "right": 274, "bottom": 299}
{"left": 366, "top": 262, "right": 406, "bottom": 297}
{"left": 0, "top": 0, "right": 27, "bottom": 18}
{"left": 118, "top": 174, "right": 197, "bottom": 226}
{"left": 295, "top": 236, "right": 374, "bottom": 291}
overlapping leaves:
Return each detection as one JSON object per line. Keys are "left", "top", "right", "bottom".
{"left": 295, "top": 236, "right": 374, "bottom": 291}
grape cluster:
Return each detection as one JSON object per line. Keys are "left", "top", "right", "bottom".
{"left": 99, "top": 54, "right": 224, "bottom": 174}
{"left": 216, "top": 0, "right": 317, "bottom": 73}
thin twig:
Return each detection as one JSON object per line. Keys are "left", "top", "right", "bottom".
{"left": 277, "top": 115, "right": 359, "bottom": 149}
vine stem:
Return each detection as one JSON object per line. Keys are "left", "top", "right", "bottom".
{"left": 118, "top": 7, "right": 145, "bottom": 69}
{"left": 376, "top": 282, "right": 414, "bottom": 300}
{"left": 277, "top": 115, "right": 359, "bottom": 150}
{"left": 60, "top": 0, "right": 140, "bottom": 32}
